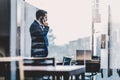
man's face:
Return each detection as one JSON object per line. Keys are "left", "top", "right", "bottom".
{"left": 39, "top": 14, "right": 48, "bottom": 24}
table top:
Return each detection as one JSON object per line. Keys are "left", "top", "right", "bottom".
{"left": 0, "top": 57, "right": 22, "bottom": 62}
{"left": 24, "top": 65, "right": 85, "bottom": 73}
{"left": 22, "top": 65, "right": 85, "bottom": 80}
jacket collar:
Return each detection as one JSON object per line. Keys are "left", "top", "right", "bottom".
{"left": 35, "top": 20, "right": 43, "bottom": 26}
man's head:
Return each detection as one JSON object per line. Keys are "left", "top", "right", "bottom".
{"left": 36, "top": 9, "right": 48, "bottom": 23}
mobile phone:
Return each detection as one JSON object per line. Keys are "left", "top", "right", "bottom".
{"left": 43, "top": 18, "right": 46, "bottom": 23}
{"left": 40, "top": 17, "right": 45, "bottom": 24}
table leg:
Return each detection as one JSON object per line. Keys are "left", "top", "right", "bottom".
{"left": 63, "top": 75, "right": 69, "bottom": 80}
{"left": 5, "top": 63, "right": 11, "bottom": 80}
{"left": 81, "top": 73, "right": 85, "bottom": 80}
{"left": 52, "top": 75, "right": 55, "bottom": 80}
{"left": 56, "top": 75, "right": 61, "bottom": 80}
{"left": 75, "top": 74, "right": 80, "bottom": 80}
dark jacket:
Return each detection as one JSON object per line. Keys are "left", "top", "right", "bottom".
{"left": 30, "top": 20, "right": 49, "bottom": 57}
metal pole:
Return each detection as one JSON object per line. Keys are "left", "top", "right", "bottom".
{"left": 92, "top": 21, "right": 94, "bottom": 56}
{"left": 108, "top": 5, "right": 112, "bottom": 77}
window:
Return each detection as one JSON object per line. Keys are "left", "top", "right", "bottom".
{"left": 24, "top": 0, "right": 92, "bottom": 60}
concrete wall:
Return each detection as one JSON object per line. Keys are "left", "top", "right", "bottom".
{"left": 21, "top": 2, "right": 38, "bottom": 57}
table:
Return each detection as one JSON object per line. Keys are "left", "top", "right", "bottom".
{"left": 23, "top": 65, "right": 85, "bottom": 80}
{"left": 0, "top": 57, "right": 86, "bottom": 80}
{"left": 76, "top": 60, "right": 100, "bottom": 72}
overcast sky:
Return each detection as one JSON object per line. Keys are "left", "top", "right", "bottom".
{"left": 26, "top": 0, "right": 92, "bottom": 45}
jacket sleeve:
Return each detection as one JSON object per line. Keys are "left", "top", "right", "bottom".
{"left": 43, "top": 26, "right": 49, "bottom": 36}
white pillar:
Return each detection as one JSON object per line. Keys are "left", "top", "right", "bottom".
{"left": 20, "top": 0, "right": 26, "bottom": 57}
{"left": 10, "top": 0, "right": 17, "bottom": 80}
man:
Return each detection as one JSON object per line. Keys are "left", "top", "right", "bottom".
{"left": 30, "top": 9, "right": 49, "bottom": 57}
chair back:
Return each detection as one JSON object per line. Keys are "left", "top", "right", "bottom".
{"left": 23, "top": 57, "right": 56, "bottom": 66}
{"left": 62, "top": 56, "right": 72, "bottom": 65}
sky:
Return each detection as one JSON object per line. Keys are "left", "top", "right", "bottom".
{"left": 25, "top": 0, "right": 92, "bottom": 45}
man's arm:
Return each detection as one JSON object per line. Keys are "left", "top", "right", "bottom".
{"left": 43, "top": 26, "right": 49, "bottom": 36}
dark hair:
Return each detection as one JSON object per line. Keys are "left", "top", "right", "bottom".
{"left": 36, "top": 9, "right": 47, "bottom": 20}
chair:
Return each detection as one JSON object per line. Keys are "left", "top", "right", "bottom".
{"left": 62, "top": 56, "right": 72, "bottom": 65}
{"left": 19, "top": 57, "right": 55, "bottom": 80}
{"left": 58, "top": 56, "right": 72, "bottom": 80}
{"left": 23, "top": 57, "right": 56, "bottom": 66}
{"left": 85, "top": 56, "right": 101, "bottom": 80}
{"left": 76, "top": 50, "right": 101, "bottom": 80}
